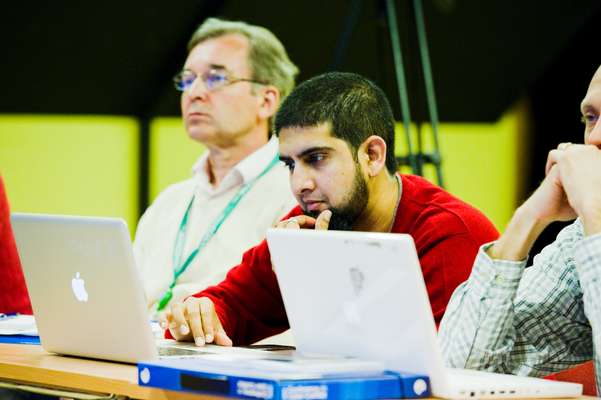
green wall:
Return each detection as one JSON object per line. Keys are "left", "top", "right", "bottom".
{"left": 394, "top": 101, "right": 527, "bottom": 230}
{"left": 149, "top": 118, "right": 205, "bottom": 201}
{"left": 0, "top": 115, "right": 139, "bottom": 232}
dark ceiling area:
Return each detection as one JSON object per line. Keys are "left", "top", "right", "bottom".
{"left": 1, "top": 1, "right": 600, "bottom": 122}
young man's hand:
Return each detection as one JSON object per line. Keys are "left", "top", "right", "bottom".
{"left": 159, "top": 296, "right": 232, "bottom": 347}
{"left": 274, "top": 210, "right": 332, "bottom": 230}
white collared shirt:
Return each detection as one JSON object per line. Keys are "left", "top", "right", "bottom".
{"left": 133, "top": 136, "right": 297, "bottom": 313}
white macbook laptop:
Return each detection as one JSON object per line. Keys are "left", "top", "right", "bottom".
{"left": 9, "top": 213, "right": 285, "bottom": 363}
{"left": 265, "top": 228, "right": 583, "bottom": 399}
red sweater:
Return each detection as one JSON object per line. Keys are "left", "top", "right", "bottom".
{"left": 0, "top": 176, "right": 32, "bottom": 314}
{"left": 176, "top": 174, "right": 499, "bottom": 345}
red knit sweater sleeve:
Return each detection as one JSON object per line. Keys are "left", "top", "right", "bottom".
{"left": 396, "top": 175, "right": 499, "bottom": 326}
{"left": 0, "top": 176, "right": 33, "bottom": 314}
{"left": 419, "top": 233, "right": 494, "bottom": 325}
{"left": 168, "top": 206, "right": 304, "bottom": 345}
{"left": 410, "top": 208, "right": 499, "bottom": 326}
{"left": 195, "top": 239, "right": 289, "bottom": 345}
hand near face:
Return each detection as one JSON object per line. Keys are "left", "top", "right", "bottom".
{"left": 274, "top": 210, "right": 332, "bottom": 230}
{"left": 547, "top": 144, "right": 601, "bottom": 235}
{"left": 159, "top": 296, "right": 232, "bottom": 347}
{"left": 486, "top": 154, "right": 576, "bottom": 262}
{"left": 521, "top": 157, "right": 576, "bottom": 226}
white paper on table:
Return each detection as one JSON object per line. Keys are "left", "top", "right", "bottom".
{"left": 0, "top": 314, "right": 38, "bottom": 336}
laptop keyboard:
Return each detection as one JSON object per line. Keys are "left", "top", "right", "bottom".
{"left": 447, "top": 368, "right": 580, "bottom": 398}
{"left": 157, "top": 346, "right": 212, "bottom": 357}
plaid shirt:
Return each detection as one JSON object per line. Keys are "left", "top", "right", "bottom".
{"left": 439, "top": 219, "right": 601, "bottom": 393}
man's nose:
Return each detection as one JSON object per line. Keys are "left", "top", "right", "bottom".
{"left": 186, "top": 77, "right": 209, "bottom": 100}
{"left": 586, "top": 118, "right": 601, "bottom": 147}
{"left": 291, "top": 167, "right": 315, "bottom": 194}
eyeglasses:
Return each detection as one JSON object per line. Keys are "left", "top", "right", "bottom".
{"left": 173, "top": 68, "right": 267, "bottom": 92}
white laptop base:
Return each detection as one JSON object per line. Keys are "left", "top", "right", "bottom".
{"left": 446, "top": 368, "right": 581, "bottom": 399}
{"left": 265, "top": 229, "right": 582, "bottom": 399}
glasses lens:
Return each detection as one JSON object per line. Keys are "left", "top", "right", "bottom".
{"left": 173, "top": 71, "right": 196, "bottom": 91}
{"left": 204, "top": 70, "right": 229, "bottom": 90}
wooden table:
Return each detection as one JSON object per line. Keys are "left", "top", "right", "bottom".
{"left": 0, "top": 343, "right": 222, "bottom": 399}
{"left": 0, "top": 343, "right": 594, "bottom": 400}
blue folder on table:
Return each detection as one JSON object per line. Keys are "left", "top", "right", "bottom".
{"left": 138, "top": 358, "right": 430, "bottom": 400}
{"left": 0, "top": 334, "right": 40, "bottom": 345}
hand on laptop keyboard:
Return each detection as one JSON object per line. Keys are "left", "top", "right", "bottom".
{"left": 159, "top": 296, "right": 233, "bottom": 348}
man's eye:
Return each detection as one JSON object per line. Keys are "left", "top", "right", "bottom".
{"left": 581, "top": 114, "right": 599, "bottom": 126}
{"left": 175, "top": 71, "right": 197, "bottom": 90}
{"left": 182, "top": 75, "right": 196, "bottom": 88}
{"left": 283, "top": 160, "right": 295, "bottom": 171}
{"left": 206, "top": 73, "right": 228, "bottom": 89}
{"left": 307, "top": 153, "right": 326, "bottom": 164}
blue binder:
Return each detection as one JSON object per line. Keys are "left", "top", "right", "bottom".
{"left": 138, "top": 358, "right": 430, "bottom": 399}
{"left": 0, "top": 335, "right": 40, "bottom": 345}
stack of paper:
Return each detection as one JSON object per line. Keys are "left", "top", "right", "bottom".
{"left": 0, "top": 314, "right": 40, "bottom": 345}
{"left": 0, "top": 314, "right": 37, "bottom": 336}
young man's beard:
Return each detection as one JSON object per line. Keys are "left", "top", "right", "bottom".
{"left": 305, "top": 166, "right": 369, "bottom": 231}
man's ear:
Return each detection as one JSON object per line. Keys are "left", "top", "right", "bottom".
{"left": 359, "top": 135, "right": 387, "bottom": 177}
{"left": 257, "top": 85, "right": 280, "bottom": 120}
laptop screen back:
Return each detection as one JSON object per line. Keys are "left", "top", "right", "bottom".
{"left": 265, "top": 229, "right": 448, "bottom": 384}
{"left": 11, "top": 213, "right": 158, "bottom": 363}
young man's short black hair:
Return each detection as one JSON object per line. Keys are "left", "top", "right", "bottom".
{"left": 274, "top": 71, "right": 398, "bottom": 174}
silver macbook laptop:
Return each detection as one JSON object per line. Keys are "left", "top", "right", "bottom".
{"left": 10, "top": 213, "right": 232, "bottom": 363}
{"left": 265, "top": 228, "right": 583, "bottom": 399}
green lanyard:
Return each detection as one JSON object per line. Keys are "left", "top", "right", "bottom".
{"left": 156, "top": 154, "right": 280, "bottom": 311}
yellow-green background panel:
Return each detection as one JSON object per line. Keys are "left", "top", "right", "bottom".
{"left": 149, "top": 118, "right": 205, "bottom": 202}
{"left": 395, "top": 101, "right": 528, "bottom": 230}
{"left": 0, "top": 115, "right": 140, "bottom": 233}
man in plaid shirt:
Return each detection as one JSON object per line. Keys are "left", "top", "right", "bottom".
{"left": 439, "top": 64, "right": 601, "bottom": 393}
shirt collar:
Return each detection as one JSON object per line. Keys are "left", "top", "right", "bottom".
{"left": 236, "top": 135, "right": 279, "bottom": 184}
{"left": 191, "top": 136, "right": 279, "bottom": 191}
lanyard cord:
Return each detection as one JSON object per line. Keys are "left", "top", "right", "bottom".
{"left": 156, "top": 154, "right": 280, "bottom": 311}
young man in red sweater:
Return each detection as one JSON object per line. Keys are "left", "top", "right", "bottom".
{"left": 161, "top": 72, "right": 499, "bottom": 346}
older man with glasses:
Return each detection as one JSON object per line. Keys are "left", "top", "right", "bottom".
{"left": 134, "top": 18, "right": 298, "bottom": 315}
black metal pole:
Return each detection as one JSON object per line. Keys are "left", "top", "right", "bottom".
{"left": 330, "top": 0, "right": 364, "bottom": 71}
{"left": 385, "top": 0, "right": 419, "bottom": 175}
{"left": 413, "top": 0, "right": 444, "bottom": 187}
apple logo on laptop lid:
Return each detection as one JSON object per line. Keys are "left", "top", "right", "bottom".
{"left": 71, "top": 272, "right": 89, "bottom": 302}
{"left": 342, "top": 267, "right": 365, "bottom": 325}
{"left": 349, "top": 266, "right": 364, "bottom": 296}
